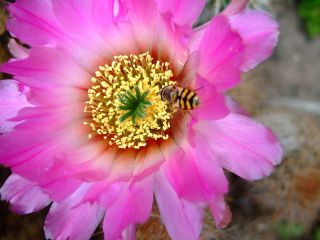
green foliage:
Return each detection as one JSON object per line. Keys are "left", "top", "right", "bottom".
{"left": 314, "top": 228, "right": 320, "bottom": 240}
{"left": 298, "top": 0, "right": 320, "bottom": 38}
{"left": 118, "top": 86, "right": 152, "bottom": 124}
{"left": 207, "top": 0, "right": 229, "bottom": 5}
{"left": 276, "top": 222, "right": 305, "bottom": 240}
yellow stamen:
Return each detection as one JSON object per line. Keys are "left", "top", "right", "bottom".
{"left": 84, "top": 52, "right": 174, "bottom": 149}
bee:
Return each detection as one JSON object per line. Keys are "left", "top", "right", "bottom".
{"left": 160, "top": 52, "right": 201, "bottom": 111}
{"left": 160, "top": 86, "right": 200, "bottom": 110}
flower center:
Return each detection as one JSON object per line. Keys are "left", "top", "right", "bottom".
{"left": 84, "top": 52, "right": 175, "bottom": 149}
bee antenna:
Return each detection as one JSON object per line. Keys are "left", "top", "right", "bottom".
{"left": 193, "top": 86, "right": 204, "bottom": 92}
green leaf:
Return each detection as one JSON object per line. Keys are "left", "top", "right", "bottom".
{"left": 316, "top": 228, "right": 320, "bottom": 240}
{"left": 276, "top": 222, "right": 304, "bottom": 240}
{"left": 298, "top": 0, "right": 320, "bottom": 38}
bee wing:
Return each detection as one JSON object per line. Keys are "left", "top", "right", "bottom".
{"left": 176, "top": 51, "right": 200, "bottom": 89}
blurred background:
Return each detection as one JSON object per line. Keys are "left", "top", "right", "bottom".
{"left": 0, "top": 0, "right": 320, "bottom": 239}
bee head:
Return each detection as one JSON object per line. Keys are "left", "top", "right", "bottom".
{"left": 169, "top": 90, "right": 177, "bottom": 102}
{"left": 193, "top": 96, "right": 200, "bottom": 107}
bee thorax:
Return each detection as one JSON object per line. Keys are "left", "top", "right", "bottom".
{"left": 160, "top": 86, "right": 178, "bottom": 104}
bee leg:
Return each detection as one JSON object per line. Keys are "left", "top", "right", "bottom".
{"left": 178, "top": 110, "right": 191, "bottom": 121}
{"left": 185, "top": 111, "right": 195, "bottom": 121}
{"left": 168, "top": 104, "right": 176, "bottom": 112}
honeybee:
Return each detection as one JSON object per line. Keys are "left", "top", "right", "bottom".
{"left": 160, "top": 86, "right": 200, "bottom": 110}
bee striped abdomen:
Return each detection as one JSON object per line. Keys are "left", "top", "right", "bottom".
{"left": 177, "top": 88, "right": 199, "bottom": 110}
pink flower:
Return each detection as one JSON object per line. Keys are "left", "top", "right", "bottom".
{"left": 0, "top": 0, "right": 282, "bottom": 239}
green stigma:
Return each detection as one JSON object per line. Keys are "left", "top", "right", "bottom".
{"left": 118, "top": 86, "right": 152, "bottom": 124}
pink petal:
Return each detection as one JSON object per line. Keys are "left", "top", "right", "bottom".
{"left": 229, "top": 10, "right": 279, "bottom": 71}
{"left": 133, "top": 142, "right": 165, "bottom": 181}
{"left": 8, "top": 39, "right": 29, "bottom": 59}
{"left": 1, "top": 47, "right": 90, "bottom": 108}
{"left": 104, "top": 149, "right": 137, "bottom": 184}
{"left": 193, "top": 81, "right": 229, "bottom": 121}
{"left": 225, "top": 96, "right": 250, "bottom": 116}
{"left": 154, "top": 170, "right": 204, "bottom": 240}
{"left": 12, "top": 105, "right": 84, "bottom": 132}
{"left": 25, "top": 86, "right": 87, "bottom": 107}
{"left": 194, "top": 94, "right": 229, "bottom": 120}
{"left": 209, "top": 196, "right": 232, "bottom": 228}
{"left": 0, "top": 80, "right": 32, "bottom": 133}
{"left": 0, "top": 123, "right": 90, "bottom": 183}
{"left": 51, "top": 0, "right": 121, "bottom": 61}
{"left": 103, "top": 175, "right": 154, "bottom": 240}
{"left": 39, "top": 177, "right": 82, "bottom": 202}
{"left": 1, "top": 47, "right": 92, "bottom": 89}
{"left": 1, "top": 119, "right": 93, "bottom": 191}
{"left": 222, "top": 0, "right": 249, "bottom": 16}
{"left": 0, "top": 174, "right": 50, "bottom": 214}
{"left": 0, "top": 112, "right": 87, "bottom": 165}
{"left": 197, "top": 15, "right": 244, "bottom": 92}
{"left": 123, "top": 0, "right": 189, "bottom": 72}
{"left": 1, "top": 129, "right": 118, "bottom": 202}
{"left": 51, "top": 0, "right": 107, "bottom": 35}
{"left": 188, "top": 24, "right": 206, "bottom": 53}
{"left": 0, "top": 129, "right": 58, "bottom": 167}
{"left": 194, "top": 113, "right": 283, "bottom": 180}
{"left": 155, "top": 0, "right": 206, "bottom": 27}
{"left": 163, "top": 144, "right": 228, "bottom": 203}
{"left": 176, "top": 51, "right": 200, "bottom": 88}
{"left": 81, "top": 181, "right": 123, "bottom": 209}
{"left": 7, "top": 0, "right": 117, "bottom": 69}
{"left": 121, "top": 225, "right": 136, "bottom": 240}
{"left": 59, "top": 145, "right": 117, "bottom": 182}
{"left": 170, "top": 113, "right": 190, "bottom": 146}
{"left": 50, "top": 0, "right": 121, "bottom": 39}
{"left": 122, "top": 0, "right": 158, "bottom": 51}
{"left": 186, "top": 76, "right": 230, "bottom": 126}
{"left": 7, "top": 0, "right": 68, "bottom": 46}
{"left": 28, "top": 144, "right": 111, "bottom": 192}
{"left": 90, "top": 0, "right": 138, "bottom": 56}
{"left": 44, "top": 185, "right": 105, "bottom": 240}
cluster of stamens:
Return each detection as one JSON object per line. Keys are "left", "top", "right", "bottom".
{"left": 84, "top": 52, "right": 175, "bottom": 149}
